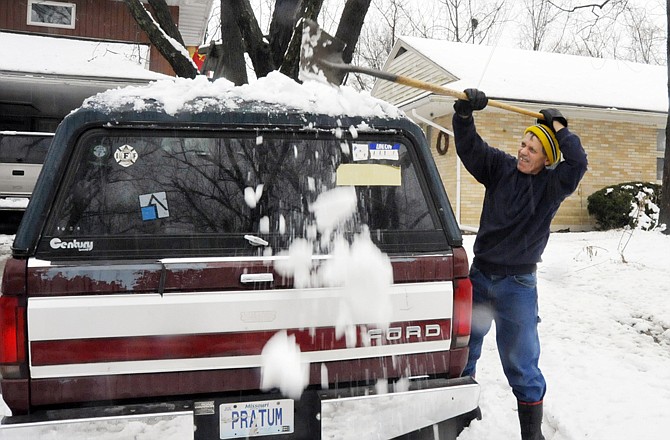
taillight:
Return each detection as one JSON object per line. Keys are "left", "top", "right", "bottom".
{"left": 1, "top": 257, "right": 28, "bottom": 378}
{"left": 0, "top": 295, "right": 27, "bottom": 375}
{"left": 451, "top": 277, "right": 472, "bottom": 349}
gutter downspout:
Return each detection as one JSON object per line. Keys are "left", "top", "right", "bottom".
{"left": 410, "top": 110, "right": 478, "bottom": 234}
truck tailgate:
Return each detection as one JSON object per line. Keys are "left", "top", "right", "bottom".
{"left": 25, "top": 255, "right": 458, "bottom": 406}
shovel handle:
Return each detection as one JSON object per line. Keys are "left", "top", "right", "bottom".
{"left": 330, "top": 61, "right": 544, "bottom": 120}
{"left": 394, "top": 76, "right": 543, "bottom": 119}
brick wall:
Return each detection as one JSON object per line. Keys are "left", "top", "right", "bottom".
{"left": 427, "top": 112, "right": 658, "bottom": 231}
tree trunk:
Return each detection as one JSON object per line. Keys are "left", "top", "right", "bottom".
{"left": 124, "top": 0, "right": 197, "bottom": 78}
{"left": 268, "top": 0, "right": 302, "bottom": 68}
{"left": 335, "top": 0, "right": 372, "bottom": 65}
{"left": 660, "top": 0, "right": 670, "bottom": 233}
{"left": 215, "top": 0, "right": 249, "bottom": 85}
{"left": 231, "top": 0, "right": 275, "bottom": 78}
{"left": 280, "top": 0, "right": 325, "bottom": 80}
{"left": 147, "top": 0, "right": 185, "bottom": 46}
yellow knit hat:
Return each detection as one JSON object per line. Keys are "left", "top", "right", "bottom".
{"left": 524, "top": 124, "right": 561, "bottom": 166}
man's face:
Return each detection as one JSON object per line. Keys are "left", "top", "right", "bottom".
{"left": 517, "top": 132, "right": 549, "bottom": 175}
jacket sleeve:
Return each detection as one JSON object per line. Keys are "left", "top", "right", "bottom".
{"left": 452, "top": 114, "right": 509, "bottom": 188}
{"left": 551, "top": 127, "right": 588, "bottom": 199}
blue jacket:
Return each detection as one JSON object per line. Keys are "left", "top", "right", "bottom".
{"left": 453, "top": 115, "right": 588, "bottom": 275}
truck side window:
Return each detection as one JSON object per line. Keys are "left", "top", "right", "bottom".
{"left": 0, "top": 134, "right": 51, "bottom": 164}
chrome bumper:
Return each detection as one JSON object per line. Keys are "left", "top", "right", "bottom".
{"left": 320, "top": 376, "right": 480, "bottom": 439}
{"left": 0, "top": 377, "right": 479, "bottom": 439}
{"left": 0, "top": 410, "right": 194, "bottom": 439}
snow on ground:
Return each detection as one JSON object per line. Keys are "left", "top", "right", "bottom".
{"left": 1, "top": 229, "right": 669, "bottom": 439}
{"left": 458, "top": 229, "right": 670, "bottom": 440}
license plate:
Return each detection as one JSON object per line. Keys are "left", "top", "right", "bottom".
{"left": 219, "top": 399, "right": 294, "bottom": 438}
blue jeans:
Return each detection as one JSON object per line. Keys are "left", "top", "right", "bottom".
{"left": 463, "top": 264, "right": 546, "bottom": 403}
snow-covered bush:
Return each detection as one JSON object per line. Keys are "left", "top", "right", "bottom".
{"left": 587, "top": 182, "right": 662, "bottom": 231}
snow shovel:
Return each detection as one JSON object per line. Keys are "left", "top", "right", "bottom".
{"left": 300, "top": 19, "right": 544, "bottom": 120}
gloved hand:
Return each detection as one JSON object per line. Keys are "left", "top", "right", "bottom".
{"left": 538, "top": 108, "right": 568, "bottom": 131}
{"left": 453, "top": 88, "right": 488, "bottom": 118}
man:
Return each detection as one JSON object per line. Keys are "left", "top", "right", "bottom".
{"left": 452, "top": 89, "right": 588, "bottom": 440}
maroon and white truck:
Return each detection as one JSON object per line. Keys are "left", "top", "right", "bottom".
{"left": 0, "top": 75, "right": 479, "bottom": 439}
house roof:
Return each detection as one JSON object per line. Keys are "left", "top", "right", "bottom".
{"left": 0, "top": 32, "right": 167, "bottom": 80}
{"left": 376, "top": 36, "right": 668, "bottom": 114}
{"left": 0, "top": 32, "right": 168, "bottom": 122}
{"left": 165, "top": 0, "right": 214, "bottom": 47}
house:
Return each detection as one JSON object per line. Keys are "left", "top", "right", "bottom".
{"left": 371, "top": 37, "right": 668, "bottom": 231}
{"left": 0, "top": 0, "right": 213, "bottom": 132}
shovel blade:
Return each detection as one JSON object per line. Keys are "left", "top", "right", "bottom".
{"left": 300, "top": 19, "right": 347, "bottom": 85}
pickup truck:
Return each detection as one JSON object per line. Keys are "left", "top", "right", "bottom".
{"left": 0, "top": 131, "right": 53, "bottom": 203}
{"left": 0, "top": 131, "right": 53, "bottom": 232}
{"left": 0, "top": 73, "right": 479, "bottom": 439}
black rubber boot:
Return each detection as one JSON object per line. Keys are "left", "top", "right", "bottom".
{"left": 518, "top": 400, "right": 545, "bottom": 440}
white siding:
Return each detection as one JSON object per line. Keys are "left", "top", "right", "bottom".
{"left": 373, "top": 49, "right": 457, "bottom": 106}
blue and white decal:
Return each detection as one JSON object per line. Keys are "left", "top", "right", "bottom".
{"left": 139, "top": 191, "right": 170, "bottom": 221}
{"left": 369, "top": 143, "right": 400, "bottom": 161}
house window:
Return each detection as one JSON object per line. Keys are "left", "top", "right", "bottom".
{"left": 657, "top": 130, "right": 666, "bottom": 181}
{"left": 27, "top": 0, "right": 76, "bottom": 29}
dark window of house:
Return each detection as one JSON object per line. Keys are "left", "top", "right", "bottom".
{"left": 27, "top": 0, "right": 76, "bottom": 29}
{"left": 39, "top": 129, "right": 446, "bottom": 259}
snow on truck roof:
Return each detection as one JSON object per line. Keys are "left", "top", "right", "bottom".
{"left": 82, "top": 71, "right": 406, "bottom": 119}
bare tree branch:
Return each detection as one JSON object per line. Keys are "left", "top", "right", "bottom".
{"left": 335, "top": 0, "right": 372, "bottom": 65}
{"left": 230, "top": 0, "right": 275, "bottom": 77}
{"left": 519, "top": 0, "right": 555, "bottom": 50}
{"left": 546, "top": 0, "right": 613, "bottom": 13}
{"left": 123, "top": 0, "right": 197, "bottom": 78}
{"left": 268, "top": 0, "right": 302, "bottom": 68}
{"left": 147, "top": 0, "right": 185, "bottom": 46}
{"left": 437, "top": 0, "right": 508, "bottom": 44}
